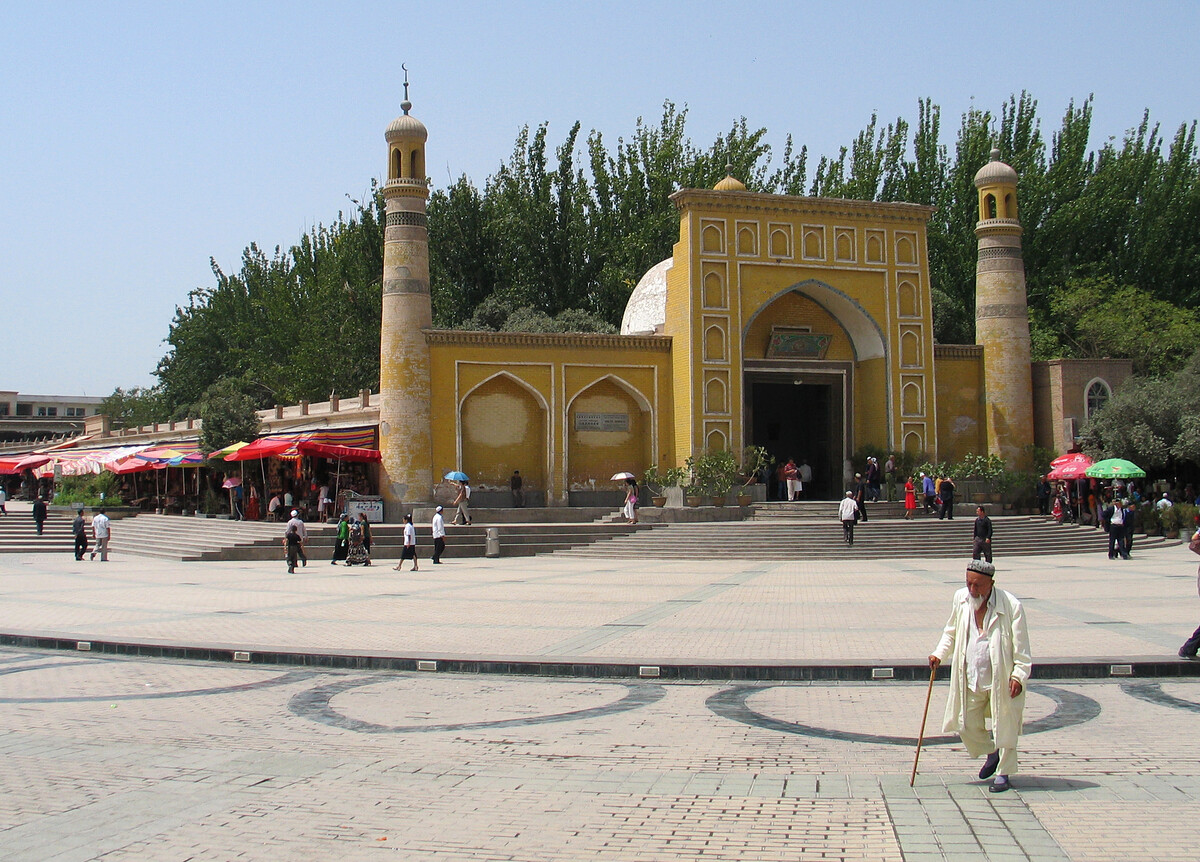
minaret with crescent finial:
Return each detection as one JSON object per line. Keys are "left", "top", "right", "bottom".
{"left": 378, "top": 66, "right": 433, "bottom": 517}
{"left": 974, "top": 147, "right": 1033, "bottom": 467}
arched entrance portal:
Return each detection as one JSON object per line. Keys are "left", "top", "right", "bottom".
{"left": 741, "top": 281, "right": 886, "bottom": 499}
{"left": 744, "top": 368, "right": 848, "bottom": 500}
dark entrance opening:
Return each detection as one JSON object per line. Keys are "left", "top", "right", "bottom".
{"left": 746, "top": 377, "right": 843, "bottom": 500}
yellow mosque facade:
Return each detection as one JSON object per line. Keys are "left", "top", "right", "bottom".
{"left": 370, "top": 99, "right": 1130, "bottom": 514}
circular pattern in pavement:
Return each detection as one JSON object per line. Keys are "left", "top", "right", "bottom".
{"left": 706, "top": 682, "right": 1101, "bottom": 746}
{"left": 1121, "top": 681, "right": 1200, "bottom": 713}
{"left": 289, "top": 674, "right": 665, "bottom": 733}
{"left": 0, "top": 655, "right": 316, "bottom": 703}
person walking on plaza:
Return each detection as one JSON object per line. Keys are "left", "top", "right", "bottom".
{"left": 922, "top": 472, "right": 936, "bottom": 514}
{"left": 510, "top": 470, "right": 524, "bottom": 507}
{"left": 359, "top": 513, "right": 373, "bottom": 557}
{"left": 452, "top": 480, "right": 472, "bottom": 525}
{"left": 938, "top": 476, "right": 956, "bottom": 520}
{"left": 838, "top": 490, "right": 860, "bottom": 546}
{"left": 0, "top": 483, "right": 8, "bottom": 515}
{"left": 904, "top": 476, "right": 917, "bottom": 520}
{"left": 32, "top": 496, "right": 47, "bottom": 535}
{"left": 1121, "top": 501, "right": 1138, "bottom": 558}
{"left": 345, "top": 516, "right": 371, "bottom": 566}
{"left": 332, "top": 513, "right": 350, "bottom": 564}
{"left": 394, "top": 513, "right": 419, "bottom": 571}
{"left": 1178, "top": 525, "right": 1200, "bottom": 659}
{"left": 285, "top": 509, "right": 308, "bottom": 567}
{"left": 283, "top": 521, "right": 303, "bottom": 573}
{"left": 798, "top": 459, "right": 813, "bottom": 499}
{"left": 431, "top": 505, "right": 446, "bottom": 563}
{"left": 72, "top": 509, "right": 89, "bottom": 561}
{"left": 929, "top": 560, "right": 1032, "bottom": 793}
{"left": 90, "top": 509, "right": 111, "bottom": 562}
{"left": 972, "top": 506, "right": 993, "bottom": 562}
{"left": 884, "top": 454, "right": 897, "bottom": 502}
{"left": 1103, "top": 497, "right": 1129, "bottom": 560}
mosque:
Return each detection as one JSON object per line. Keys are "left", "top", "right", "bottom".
{"left": 373, "top": 94, "right": 1131, "bottom": 515}
{"left": 14, "top": 93, "right": 1128, "bottom": 516}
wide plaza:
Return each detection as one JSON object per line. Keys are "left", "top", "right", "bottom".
{"left": 1, "top": 541, "right": 1199, "bottom": 860}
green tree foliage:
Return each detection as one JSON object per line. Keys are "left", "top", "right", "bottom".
{"left": 148, "top": 95, "right": 1200, "bottom": 415}
{"left": 100, "top": 386, "right": 166, "bottom": 429}
{"left": 156, "top": 197, "right": 384, "bottom": 416}
{"left": 1081, "top": 348, "right": 1200, "bottom": 470}
{"left": 196, "top": 378, "right": 263, "bottom": 455}
{"left": 1030, "top": 277, "right": 1200, "bottom": 375}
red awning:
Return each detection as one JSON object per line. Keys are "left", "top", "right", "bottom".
{"left": 224, "top": 435, "right": 380, "bottom": 463}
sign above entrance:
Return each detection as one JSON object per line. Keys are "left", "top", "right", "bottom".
{"left": 766, "top": 328, "right": 832, "bottom": 360}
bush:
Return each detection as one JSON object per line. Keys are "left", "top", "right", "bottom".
{"left": 52, "top": 473, "right": 123, "bottom": 508}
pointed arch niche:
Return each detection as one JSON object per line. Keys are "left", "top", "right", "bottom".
{"left": 565, "top": 375, "right": 652, "bottom": 487}
{"left": 459, "top": 372, "right": 548, "bottom": 490}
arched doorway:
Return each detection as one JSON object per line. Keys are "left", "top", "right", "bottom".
{"left": 459, "top": 373, "right": 548, "bottom": 496}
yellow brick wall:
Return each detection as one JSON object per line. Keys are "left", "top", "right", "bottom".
{"left": 934, "top": 351, "right": 985, "bottom": 462}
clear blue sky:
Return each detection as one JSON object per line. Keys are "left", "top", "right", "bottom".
{"left": 3, "top": 0, "right": 1197, "bottom": 397}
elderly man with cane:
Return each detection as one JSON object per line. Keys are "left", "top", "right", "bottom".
{"left": 927, "top": 560, "right": 1032, "bottom": 792}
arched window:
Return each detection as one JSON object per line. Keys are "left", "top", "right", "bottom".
{"left": 1085, "top": 379, "right": 1111, "bottom": 418}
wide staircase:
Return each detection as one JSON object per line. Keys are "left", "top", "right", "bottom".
{"left": 0, "top": 507, "right": 76, "bottom": 554}
{"left": 0, "top": 502, "right": 1173, "bottom": 562}
{"left": 554, "top": 501, "right": 1174, "bottom": 560}
{"left": 0, "top": 512, "right": 651, "bottom": 562}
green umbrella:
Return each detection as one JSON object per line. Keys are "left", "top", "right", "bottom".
{"left": 1085, "top": 458, "right": 1146, "bottom": 479}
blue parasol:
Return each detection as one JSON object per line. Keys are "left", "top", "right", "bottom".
{"left": 444, "top": 471, "right": 469, "bottom": 482}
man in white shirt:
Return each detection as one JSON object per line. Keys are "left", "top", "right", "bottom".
{"left": 837, "top": 490, "right": 859, "bottom": 546}
{"left": 90, "top": 509, "right": 112, "bottom": 562}
{"left": 431, "top": 505, "right": 446, "bottom": 563}
{"left": 929, "top": 560, "right": 1032, "bottom": 793}
{"left": 1156, "top": 492, "right": 1173, "bottom": 511}
{"left": 285, "top": 510, "right": 307, "bottom": 566}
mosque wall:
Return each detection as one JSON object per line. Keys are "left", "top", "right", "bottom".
{"left": 934, "top": 345, "right": 985, "bottom": 462}
{"left": 427, "top": 332, "right": 672, "bottom": 504}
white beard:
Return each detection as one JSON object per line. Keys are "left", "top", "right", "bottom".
{"left": 969, "top": 593, "right": 987, "bottom": 611}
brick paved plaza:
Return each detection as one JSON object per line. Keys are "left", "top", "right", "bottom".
{"left": 1, "top": 542, "right": 1199, "bottom": 860}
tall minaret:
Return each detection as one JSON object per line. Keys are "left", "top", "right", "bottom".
{"left": 378, "top": 69, "right": 433, "bottom": 518}
{"left": 974, "top": 148, "right": 1033, "bottom": 467}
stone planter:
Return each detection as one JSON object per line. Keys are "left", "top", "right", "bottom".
{"left": 737, "top": 493, "right": 752, "bottom": 507}
{"left": 710, "top": 495, "right": 725, "bottom": 507}
{"left": 1165, "top": 529, "right": 1180, "bottom": 539}
{"left": 685, "top": 495, "right": 703, "bottom": 508}
{"left": 651, "top": 496, "right": 667, "bottom": 507}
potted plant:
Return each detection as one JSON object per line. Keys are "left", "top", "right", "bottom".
{"left": 1161, "top": 503, "right": 1182, "bottom": 539}
{"left": 1139, "top": 502, "right": 1162, "bottom": 536}
{"left": 642, "top": 465, "right": 685, "bottom": 507}
{"left": 689, "top": 450, "right": 739, "bottom": 507}
{"left": 738, "top": 445, "right": 774, "bottom": 506}
{"left": 684, "top": 483, "right": 704, "bottom": 507}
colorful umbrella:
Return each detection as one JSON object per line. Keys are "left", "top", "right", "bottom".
{"left": 1047, "top": 453, "right": 1093, "bottom": 480}
{"left": 1085, "top": 458, "right": 1146, "bottom": 479}
{"left": 209, "top": 441, "right": 250, "bottom": 459}
{"left": 610, "top": 472, "right": 636, "bottom": 480}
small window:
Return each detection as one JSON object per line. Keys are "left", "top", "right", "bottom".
{"left": 46, "top": 407, "right": 57, "bottom": 417}
{"left": 16, "top": 403, "right": 32, "bottom": 416}
{"left": 1086, "top": 380, "right": 1111, "bottom": 418}
{"left": 37, "top": 406, "right": 47, "bottom": 416}
{"left": 0, "top": 403, "right": 9, "bottom": 416}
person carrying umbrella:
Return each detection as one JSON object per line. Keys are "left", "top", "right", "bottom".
{"left": 447, "top": 473, "right": 472, "bottom": 526}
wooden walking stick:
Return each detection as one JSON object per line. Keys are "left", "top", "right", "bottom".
{"left": 910, "top": 663, "right": 938, "bottom": 786}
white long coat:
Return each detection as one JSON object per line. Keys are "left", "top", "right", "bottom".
{"left": 931, "top": 587, "right": 1032, "bottom": 749}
